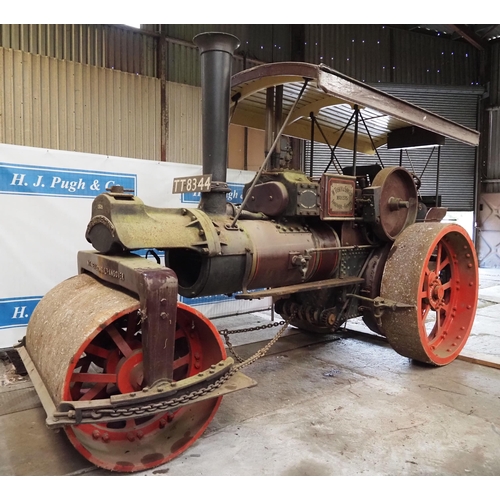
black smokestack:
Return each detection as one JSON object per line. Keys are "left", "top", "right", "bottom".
{"left": 193, "top": 32, "right": 240, "bottom": 214}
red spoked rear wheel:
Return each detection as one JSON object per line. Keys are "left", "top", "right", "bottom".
{"left": 380, "top": 223, "right": 478, "bottom": 365}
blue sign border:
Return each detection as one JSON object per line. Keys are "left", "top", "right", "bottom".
{"left": 0, "top": 162, "right": 137, "bottom": 199}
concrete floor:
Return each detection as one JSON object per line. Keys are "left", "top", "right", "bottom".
{"left": 1, "top": 269, "right": 500, "bottom": 476}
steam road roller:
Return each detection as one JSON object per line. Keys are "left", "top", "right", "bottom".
{"left": 19, "top": 32, "right": 480, "bottom": 472}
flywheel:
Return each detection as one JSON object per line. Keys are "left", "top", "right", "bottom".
{"left": 379, "top": 222, "right": 478, "bottom": 366}
{"left": 371, "top": 167, "right": 418, "bottom": 241}
{"left": 25, "top": 273, "right": 226, "bottom": 472}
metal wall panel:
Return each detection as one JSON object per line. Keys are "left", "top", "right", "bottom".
{"left": 304, "top": 25, "right": 480, "bottom": 86}
{"left": 483, "top": 108, "right": 500, "bottom": 194}
{"left": 158, "top": 24, "right": 291, "bottom": 63}
{"left": 490, "top": 42, "right": 500, "bottom": 106}
{"left": 0, "top": 24, "right": 158, "bottom": 77}
{"left": 305, "top": 85, "right": 481, "bottom": 211}
{"left": 477, "top": 193, "right": 500, "bottom": 267}
{"left": 166, "top": 81, "right": 202, "bottom": 165}
{"left": 163, "top": 37, "right": 261, "bottom": 87}
{"left": 0, "top": 47, "right": 161, "bottom": 160}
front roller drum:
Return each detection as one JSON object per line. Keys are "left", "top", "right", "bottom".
{"left": 380, "top": 223, "right": 478, "bottom": 366}
{"left": 25, "top": 273, "right": 226, "bottom": 472}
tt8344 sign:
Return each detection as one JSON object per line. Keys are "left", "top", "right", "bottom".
{"left": 172, "top": 175, "right": 212, "bottom": 194}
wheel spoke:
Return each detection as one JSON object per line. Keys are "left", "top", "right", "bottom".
{"left": 71, "top": 373, "right": 117, "bottom": 384}
{"left": 79, "top": 383, "right": 107, "bottom": 401}
{"left": 106, "top": 324, "right": 133, "bottom": 357}
{"left": 422, "top": 303, "right": 431, "bottom": 322}
{"left": 85, "top": 343, "right": 110, "bottom": 359}
{"left": 173, "top": 353, "right": 190, "bottom": 371}
{"left": 75, "top": 356, "right": 91, "bottom": 371}
{"left": 436, "top": 243, "right": 442, "bottom": 271}
{"left": 438, "top": 256, "right": 450, "bottom": 273}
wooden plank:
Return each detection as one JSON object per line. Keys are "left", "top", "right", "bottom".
{"left": 458, "top": 351, "right": 500, "bottom": 370}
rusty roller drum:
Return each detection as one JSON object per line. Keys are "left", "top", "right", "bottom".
{"left": 379, "top": 222, "right": 478, "bottom": 365}
{"left": 25, "top": 273, "right": 226, "bottom": 472}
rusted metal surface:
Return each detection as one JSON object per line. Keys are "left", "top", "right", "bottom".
{"left": 360, "top": 244, "right": 392, "bottom": 335}
{"left": 26, "top": 273, "right": 139, "bottom": 404}
{"left": 237, "top": 276, "right": 365, "bottom": 300}
{"left": 194, "top": 32, "right": 240, "bottom": 214}
{"left": 244, "top": 181, "right": 290, "bottom": 216}
{"left": 370, "top": 167, "right": 418, "bottom": 241}
{"left": 77, "top": 251, "right": 181, "bottom": 384}
{"left": 17, "top": 346, "right": 57, "bottom": 419}
{"left": 25, "top": 271, "right": 230, "bottom": 472}
{"left": 231, "top": 62, "right": 479, "bottom": 155}
{"left": 380, "top": 223, "right": 478, "bottom": 365}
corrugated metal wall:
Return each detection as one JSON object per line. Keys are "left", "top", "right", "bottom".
{"left": 0, "top": 24, "right": 158, "bottom": 77}
{"left": 150, "top": 24, "right": 291, "bottom": 62}
{"left": 0, "top": 47, "right": 161, "bottom": 159}
{"left": 483, "top": 108, "right": 500, "bottom": 194}
{"left": 306, "top": 85, "right": 481, "bottom": 211}
{"left": 490, "top": 42, "right": 500, "bottom": 107}
{"left": 304, "top": 25, "right": 480, "bottom": 86}
{"left": 166, "top": 81, "right": 202, "bottom": 165}
{"left": 483, "top": 42, "right": 500, "bottom": 194}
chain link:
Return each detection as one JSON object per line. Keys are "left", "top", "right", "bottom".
{"left": 73, "top": 315, "right": 293, "bottom": 423}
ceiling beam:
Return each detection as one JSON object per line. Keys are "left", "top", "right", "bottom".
{"left": 449, "top": 24, "right": 488, "bottom": 50}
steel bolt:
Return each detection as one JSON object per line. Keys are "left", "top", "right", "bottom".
{"left": 167, "top": 413, "right": 174, "bottom": 423}
{"left": 467, "top": 305, "right": 472, "bottom": 309}
{"left": 468, "top": 263, "right": 473, "bottom": 268}
{"left": 159, "top": 419, "right": 167, "bottom": 429}
{"left": 182, "top": 208, "right": 187, "bottom": 215}
{"left": 194, "top": 352, "right": 201, "bottom": 360}
{"left": 194, "top": 362, "right": 201, "bottom": 369}
{"left": 92, "top": 430, "right": 100, "bottom": 440}
{"left": 137, "top": 431, "right": 144, "bottom": 439}
{"left": 102, "top": 433, "right": 110, "bottom": 443}
{"left": 127, "top": 432, "right": 135, "bottom": 442}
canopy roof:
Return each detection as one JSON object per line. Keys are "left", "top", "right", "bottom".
{"left": 230, "top": 62, "right": 479, "bottom": 155}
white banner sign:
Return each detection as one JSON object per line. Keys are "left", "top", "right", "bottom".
{"left": 0, "top": 144, "right": 268, "bottom": 348}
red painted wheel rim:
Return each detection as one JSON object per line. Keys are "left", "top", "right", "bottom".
{"left": 417, "top": 228, "right": 478, "bottom": 364}
{"left": 63, "top": 302, "right": 226, "bottom": 472}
